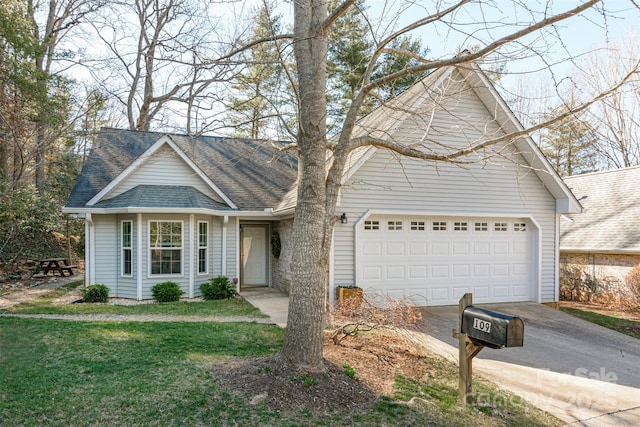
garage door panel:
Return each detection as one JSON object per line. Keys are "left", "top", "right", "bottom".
{"left": 494, "top": 242, "right": 509, "bottom": 254}
{"left": 453, "top": 242, "right": 470, "bottom": 254}
{"left": 431, "top": 242, "right": 449, "bottom": 255}
{"left": 473, "top": 264, "right": 490, "bottom": 276}
{"left": 363, "top": 266, "right": 382, "bottom": 280}
{"left": 409, "top": 242, "right": 427, "bottom": 255}
{"left": 386, "top": 242, "right": 405, "bottom": 256}
{"left": 357, "top": 216, "right": 534, "bottom": 306}
{"left": 493, "top": 264, "right": 509, "bottom": 276}
{"left": 385, "top": 265, "right": 405, "bottom": 280}
{"left": 431, "top": 265, "right": 449, "bottom": 278}
{"left": 409, "top": 266, "right": 427, "bottom": 279}
{"left": 474, "top": 242, "right": 490, "bottom": 254}
{"left": 472, "top": 286, "right": 490, "bottom": 299}
{"left": 452, "top": 264, "right": 470, "bottom": 277}
{"left": 363, "top": 242, "right": 382, "bottom": 256}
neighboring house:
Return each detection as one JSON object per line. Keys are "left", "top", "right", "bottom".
{"left": 560, "top": 166, "right": 640, "bottom": 304}
{"left": 63, "top": 63, "right": 581, "bottom": 306}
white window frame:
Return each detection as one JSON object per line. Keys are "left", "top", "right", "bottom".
{"left": 148, "top": 220, "right": 184, "bottom": 277}
{"left": 364, "top": 220, "right": 380, "bottom": 230}
{"left": 121, "top": 220, "right": 133, "bottom": 277}
{"left": 197, "top": 221, "right": 209, "bottom": 275}
{"left": 387, "top": 220, "right": 403, "bottom": 231}
{"left": 410, "top": 221, "right": 425, "bottom": 231}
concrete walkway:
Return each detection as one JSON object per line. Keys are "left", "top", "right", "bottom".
{"left": 240, "top": 287, "right": 289, "bottom": 327}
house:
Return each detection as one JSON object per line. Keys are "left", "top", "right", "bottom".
{"left": 63, "top": 63, "right": 581, "bottom": 306}
{"left": 560, "top": 166, "right": 640, "bottom": 304}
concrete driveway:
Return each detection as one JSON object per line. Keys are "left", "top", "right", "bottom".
{"left": 415, "top": 302, "right": 640, "bottom": 426}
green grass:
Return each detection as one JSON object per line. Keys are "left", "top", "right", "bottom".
{"left": 0, "top": 284, "right": 560, "bottom": 426}
{"left": 5, "top": 280, "right": 266, "bottom": 318}
{"left": 560, "top": 307, "right": 640, "bottom": 339}
{"left": 0, "top": 317, "right": 561, "bottom": 426}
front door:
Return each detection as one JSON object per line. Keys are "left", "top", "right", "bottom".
{"left": 241, "top": 224, "right": 269, "bottom": 287}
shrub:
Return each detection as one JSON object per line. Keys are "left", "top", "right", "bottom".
{"left": 151, "top": 281, "right": 184, "bottom": 302}
{"left": 625, "top": 265, "right": 640, "bottom": 307}
{"left": 200, "top": 276, "right": 236, "bottom": 300}
{"left": 82, "top": 284, "right": 109, "bottom": 303}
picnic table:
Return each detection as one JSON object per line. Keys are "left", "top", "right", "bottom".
{"left": 38, "top": 258, "right": 76, "bottom": 277}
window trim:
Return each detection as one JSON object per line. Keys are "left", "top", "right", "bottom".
{"left": 121, "top": 220, "right": 133, "bottom": 277}
{"left": 197, "top": 220, "right": 209, "bottom": 275}
{"left": 148, "top": 220, "right": 184, "bottom": 277}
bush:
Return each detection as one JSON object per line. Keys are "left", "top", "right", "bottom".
{"left": 625, "top": 265, "right": 640, "bottom": 307}
{"left": 82, "top": 284, "right": 109, "bottom": 303}
{"left": 151, "top": 281, "right": 184, "bottom": 302}
{"left": 200, "top": 276, "right": 236, "bottom": 300}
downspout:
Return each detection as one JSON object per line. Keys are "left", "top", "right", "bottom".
{"left": 189, "top": 214, "right": 195, "bottom": 298}
{"left": 222, "top": 215, "right": 228, "bottom": 276}
{"left": 136, "top": 213, "right": 142, "bottom": 300}
{"left": 85, "top": 213, "right": 95, "bottom": 286}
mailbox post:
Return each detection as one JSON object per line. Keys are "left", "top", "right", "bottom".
{"left": 456, "top": 293, "right": 524, "bottom": 405}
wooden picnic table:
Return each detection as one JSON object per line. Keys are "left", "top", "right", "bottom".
{"left": 38, "top": 258, "right": 76, "bottom": 277}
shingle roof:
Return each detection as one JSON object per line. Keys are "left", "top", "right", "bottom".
{"left": 561, "top": 166, "right": 640, "bottom": 253}
{"left": 65, "top": 129, "right": 298, "bottom": 211}
{"left": 92, "top": 185, "right": 233, "bottom": 210}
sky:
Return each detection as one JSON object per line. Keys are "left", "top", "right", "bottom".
{"left": 229, "top": 0, "right": 639, "bottom": 98}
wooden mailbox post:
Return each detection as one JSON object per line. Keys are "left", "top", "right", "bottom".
{"left": 455, "top": 293, "right": 524, "bottom": 405}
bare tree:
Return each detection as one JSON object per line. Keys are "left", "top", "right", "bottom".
{"left": 266, "top": 0, "right": 639, "bottom": 370}
{"left": 28, "top": 0, "right": 105, "bottom": 197}
{"left": 89, "top": 0, "right": 236, "bottom": 134}
{"left": 581, "top": 36, "right": 640, "bottom": 169}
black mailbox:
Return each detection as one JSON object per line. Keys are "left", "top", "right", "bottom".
{"left": 461, "top": 306, "right": 524, "bottom": 348}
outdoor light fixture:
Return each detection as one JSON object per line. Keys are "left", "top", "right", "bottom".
{"left": 339, "top": 213, "right": 348, "bottom": 224}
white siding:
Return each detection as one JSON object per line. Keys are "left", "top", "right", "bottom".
{"left": 108, "top": 145, "right": 224, "bottom": 203}
{"left": 90, "top": 213, "right": 240, "bottom": 299}
{"left": 93, "top": 215, "right": 117, "bottom": 290}
{"left": 116, "top": 214, "right": 137, "bottom": 299}
{"left": 336, "top": 148, "right": 557, "bottom": 303}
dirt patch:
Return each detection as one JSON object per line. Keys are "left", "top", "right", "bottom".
{"left": 213, "top": 330, "right": 432, "bottom": 412}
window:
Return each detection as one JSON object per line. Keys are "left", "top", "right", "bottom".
{"left": 454, "top": 222, "right": 468, "bottom": 231}
{"left": 364, "top": 220, "right": 379, "bottom": 230}
{"left": 474, "top": 222, "right": 488, "bottom": 232}
{"left": 198, "top": 221, "right": 208, "bottom": 274}
{"left": 433, "top": 221, "right": 447, "bottom": 231}
{"left": 387, "top": 220, "right": 402, "bottom": 231}
{"left": 121, "top": 221, "right": 132, "bottom": 276}
{"left": 149, "top": 221, "right": 182, "bottom": 275}
{"left": 494, "top": 222, "right": 508, "bottom": 232}
{"left": 410, "top": 221, "right": 425, "bottom": 231}
{"left": 514, "top": 222, "right": 527, "bottom": 232}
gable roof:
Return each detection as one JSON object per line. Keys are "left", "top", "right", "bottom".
{"left": 338, "top": 63, "right": 581, "bottom": 214}
{"left": 65, "top": 129, "right": 298, "bottom": 212}
{"left": 561, "top": 166, "right": 640, "bottom": 254}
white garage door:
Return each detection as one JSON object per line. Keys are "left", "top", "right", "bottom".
{"left": 356, "top": 215, "right": 534, "bottom": 306}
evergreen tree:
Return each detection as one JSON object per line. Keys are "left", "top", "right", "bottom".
{"left": 539, "top": 106, "right": 598, "bottom": 176}
{"left": 227, "top": 3, "right": 286, "bottom": 139}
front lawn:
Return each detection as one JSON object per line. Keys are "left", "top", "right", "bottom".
{"left": 0, "top": 318, "right": 560, "bottom": 426}
{"left": 560, "top": 306, "right": 640, "bottom": 339}
{"left": 5, "top": 280, "right": 266, "bottom": 318}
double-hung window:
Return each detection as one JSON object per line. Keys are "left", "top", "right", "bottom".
{"left": 149, "top": 221, "right": 182, "bottom": 275}
{"left": 198, "top": 221, "right": 208, "bottom": 274}
{"left": 121, "top": 221, "right": 132, "bottom": 276}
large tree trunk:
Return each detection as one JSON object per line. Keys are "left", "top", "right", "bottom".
{"left": 277, "top": 0, "right": 329, "bottom": 370}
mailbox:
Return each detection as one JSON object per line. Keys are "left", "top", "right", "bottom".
{"left": 461, "top": 306, "right": 524, "bottom": 348}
